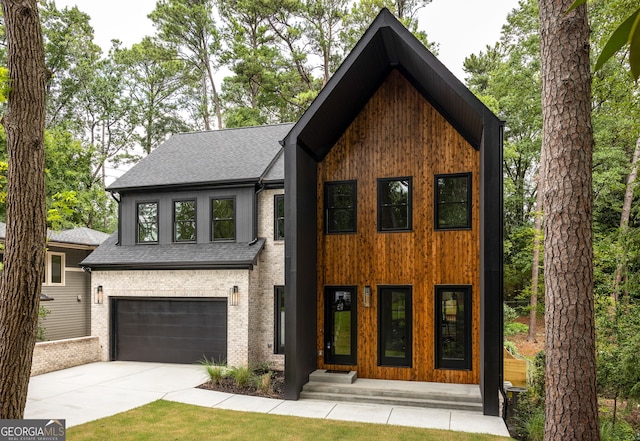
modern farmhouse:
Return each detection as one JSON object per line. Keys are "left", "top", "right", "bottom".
{"left": 82, "top": 9, "right": 503, "bottom": 415}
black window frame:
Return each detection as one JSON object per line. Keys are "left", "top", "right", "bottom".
{"left": 377, "top": 177, "right": 413, "bottom": 232}
{"left": 173, "top": 199, "right": 197, "bottom": 243}
{"left": 434, "top": 172, "right": 472, "bottom": 230}
{"left": 435, "top": 285, "right": 472, "bottom": 370}
{"left": 136, "top": 201, "right": 159, "bottom": 244}
{"left": 378, "top": 285, "right": 413, "bottom": 367}
{"left": 211, "top": 197, "right": 236, "bottom": 242}
{"left": 274, "top": 286, "right": 285, "bottom": 354}
{"left": 324, "top": 180, "right": 357, "bottom": 234}
{"left": 274, "top": 194, "right": 285, "bottom": 241}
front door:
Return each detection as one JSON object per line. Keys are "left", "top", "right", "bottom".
{"left": 324, "top": 286, "right": 357, "bottom": 365}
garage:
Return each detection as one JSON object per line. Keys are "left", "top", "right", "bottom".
{"left": 111, "top": 298, "right": 227, "bottom": 364}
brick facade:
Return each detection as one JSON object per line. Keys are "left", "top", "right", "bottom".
{"left": 31, "top": 336, "right": 100, "bottom": 376}
{"left": 91, "top": 189, "right": 285, "bottom": 370}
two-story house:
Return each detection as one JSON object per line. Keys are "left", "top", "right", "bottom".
{"left": 83, "top": 9, "right": 503, "bottom": 415}
{"left": 82, "top": 124, "right": 291, "bottom": 369}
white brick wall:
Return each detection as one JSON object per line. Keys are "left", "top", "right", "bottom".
{"left": 90, "top": 188, "right": 285, "bottom": 371}
{"left": 31, "top": 336, "right": 100, "bottom": 376}
{"left": 91, "top": 269, "right": 251, "bottom": 368}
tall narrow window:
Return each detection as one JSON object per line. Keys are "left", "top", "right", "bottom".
{"left": 325, "top": 181, "right": 357, "bottom": 234}
{"left": 212, "top": 198, "right": 235, "bottom": 241}
{"left": 435, "top": 173, "right": 472, "bottom": 230}
{"left": 274, "top": 286, "right": 285, "bottom": 354}
{"left": 378, "top": 286, "right": 412, "bottom": 367}
{"left": 174, "top": 200, "right": 196, "bottom": 242}
{"left": 378, "top": 177, "right": 412, "bottom": 231}
{"left": 274, "top": 194, "right": 285, "bottom": 241}
{"left": 435, "top": 286, "right": 472, "bottom": 370}
{"left": 137, "top": 202, "right": 158, "bottom": 243}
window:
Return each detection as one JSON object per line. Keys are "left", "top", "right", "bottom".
{"left": 174, "top": 200, "right": 196, "bottom": 242}
{"left": 435, "top": 286, "right": 472, "bottom": 370}
{"left": 212, "top": 198, "right": 235, "bottom": 241}
{"left": 274, "top": 194, "right": 285, "bottom": 241}
{"left": 274, "top": 286, "right": 285, "bottom": 354}
{"left": 137, "top": 202, "right": 158, "bottom": 243}
{"left": 325, "top": 181, "right": 357, "bottom": 233}
{"left": 43, "top": 252, "right": 65, "bottom": 286}
{"left": 378, "top": 286, "right": 412, "bottom": 367}
{"left": 435, "top": 173, "right": 472, "bottom": 230}
{"left": 378, "top": 177, "right": 412, "bottom": 231}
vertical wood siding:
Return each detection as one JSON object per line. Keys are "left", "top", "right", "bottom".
{"left": 317, "top": 70, "right": 480, "bottom": 384}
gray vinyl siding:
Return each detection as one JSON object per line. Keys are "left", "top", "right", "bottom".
{"left": 119, "top": 187, "right": 255, "bottom": 246}
{"left": 39, "top": 270, "right": 91, "bottom": 341}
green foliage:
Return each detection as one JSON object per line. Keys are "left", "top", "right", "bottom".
{"left": 599, "top": 416, "right": 636, "bottom": 441}
{"left": 595, "top": 297, "right": 640, "bottom": 406}
{"left": 36, "top": 306, "right": 51, "bottom": 341}
{"left": 569, "top": 0, "right": 640, "bottom": 79}
{"left": 229, "top": 365, "right": 253, "bottom": 388}
{"left": 200, "top": 358, "right": 229, "bottom": 384}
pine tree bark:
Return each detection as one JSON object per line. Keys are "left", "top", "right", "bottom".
{"left": 539, "top": 0, "right": 599, "bottom": 439}
{"left": 0, "top": 0, "right": 48, "bottom": 419}
{"left": 528, "top": 171, "right": 543, "bottom": 343}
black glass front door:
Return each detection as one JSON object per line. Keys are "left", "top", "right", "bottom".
{"left": 324, "top": 286, "right": 357, "bottom": 365}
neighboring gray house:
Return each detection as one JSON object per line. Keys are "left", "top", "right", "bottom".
{"left": 0, "top": 223, "right": 110, "bottom": 341}
{"left": 81, "top": 124, "right": 291, "bottom": 369}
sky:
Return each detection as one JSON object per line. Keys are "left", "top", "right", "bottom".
{"left": 54, "top": 0, "right": 521, "bottom": 82}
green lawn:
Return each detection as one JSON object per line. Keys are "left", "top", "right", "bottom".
{"left": 67, "top": 400, "right": 514, "bottom": 441}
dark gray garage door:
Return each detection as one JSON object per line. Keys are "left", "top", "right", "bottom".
{"left": 112, "top": 298, "right": 227, "bottom": 364}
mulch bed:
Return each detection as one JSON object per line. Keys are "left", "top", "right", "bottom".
{"left": 197, "top": 370, "right": 284, "bottom": 399}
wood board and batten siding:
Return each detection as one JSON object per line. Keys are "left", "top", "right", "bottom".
{"left": 317, "top": 70, "right": 481, "bottom": 384}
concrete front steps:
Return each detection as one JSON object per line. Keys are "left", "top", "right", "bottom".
{"left": 300, "top": 370, "right": 483, "bottom": 412}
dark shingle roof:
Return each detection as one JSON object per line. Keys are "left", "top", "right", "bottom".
{"left": 48, "top": 227, "right": 110, "bottom": 246}
{"left": 0, "top": 222, "right": 109, "bottom": 247}
{"left": 108, "top": 123, "right": 293, "bottom": 191}
{"left": 80, "top": 233, "right": 265, "bottom": 270}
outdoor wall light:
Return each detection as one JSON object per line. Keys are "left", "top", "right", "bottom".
{"left": 363, "top": 286, "right": 371, "bottom": 308}
{"left": 95, "top": 285, "right": 103, "bottom": 304}
{"left": 230, "top": 285, "right": 239, "bottom": 306}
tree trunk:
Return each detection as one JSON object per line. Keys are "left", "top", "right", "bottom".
{"left": 528, "top": 171, "right": 543, "bottom": 343}
{"left": 205, "top": 61, "right": 223, "bottom": 130}
{"left": 538, "top": 1, "right": 599, "bottom": 440}
{"left": 612, "top": 134, "right": 640, "bottom": 301}
{"left": 0, "top": 0, "right": 48, "bottom": 419}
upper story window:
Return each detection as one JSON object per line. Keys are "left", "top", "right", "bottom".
{"left": 435, "top": 173, "right": 472, "bottom": 230}
{"left": 212, "top": 197, "right": 235, "bottom": 241}
{"left": 274, "top": 194, "right": 285, "bottom": 241}
{"left": 43, "top": 252, "right": 65, "bottom": 286}
{"left": 378, "top": 177, "right": 412, "bottom": 232}
{"left": 137, "top": 201, "right": 158, "bottom": 243}
{"left": 325, "top": 181, "right": 357, "bottom": 234}
{"left": 173, "top": 200, "right": 196, "bottom": 242}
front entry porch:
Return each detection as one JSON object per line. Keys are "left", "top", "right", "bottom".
{"left": 300, "top": 370, "right": 483, "bottom": 412}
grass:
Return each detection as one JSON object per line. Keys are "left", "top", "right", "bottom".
{"left": 67, "top": 400, "right": 514, "bottom": 441}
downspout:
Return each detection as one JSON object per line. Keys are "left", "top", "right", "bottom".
{"left": 250, "top": 179, "right": 265, "bottom": 245}
{"left": 110, "top": 192, "right": 121, "bottom": 245}
{"left": 498, "top": 122, "right": 507, "bottom": 421}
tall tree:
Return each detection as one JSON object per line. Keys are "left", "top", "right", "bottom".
{"left": 150, "top": 0, "right": 222, "bottom": 130}
{"left": 0, "top": 0, "right": 48, "bottom": 418}
{"left": 114, "top": 37, "right": 192, "bottom": 155}
{"left": 538, "top": 0, "right": 599, "bottom": 439}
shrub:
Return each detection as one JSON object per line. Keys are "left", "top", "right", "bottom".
{"left": 200, "top": 357, "right": 228, "bottom": 385}
{"left": 230, "top": 365, "right": 253, "bottom": 388}
{"left": 257, "top": 372, "right": 272, "bottom": 394}
{"left": 599, "top": 417, "right": 635, "bottom": 441}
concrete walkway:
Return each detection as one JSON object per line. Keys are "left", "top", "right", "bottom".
{"left": 25, "top": 362, "right": 510, "bottom": 437}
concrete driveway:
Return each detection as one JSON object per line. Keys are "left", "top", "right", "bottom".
{"left": 25, "top": 361, "right": 207, "bottom": 427}
{"left": 25, "top": 361, "right": 510, "bottom": 437}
